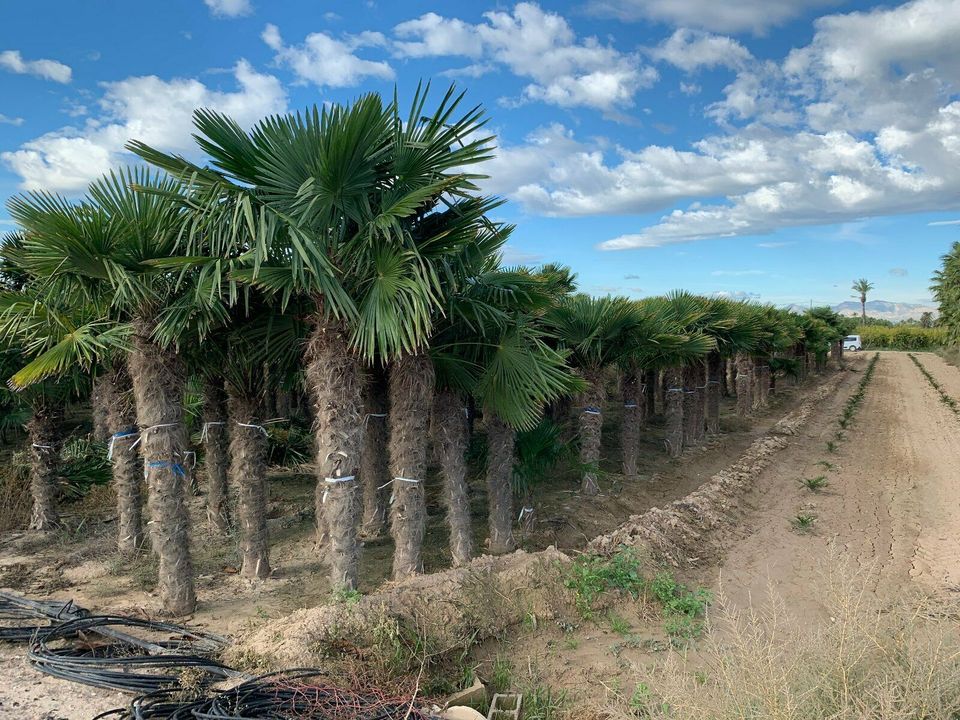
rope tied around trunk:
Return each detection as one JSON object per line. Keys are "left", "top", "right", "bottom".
{"left": 130, "top": 423, "right": 180, "bottom": 449}
{"left": 236, "top": 422, "right": 268, "bottom": 436}
{"left": 363, "top": 413, "right": 387, "bottom": 427}
{"left": 666, "top": 388, "right": 685, "bottom": 393}
{"left": 199, "top": 421, "right": 225, "bottom": 442}
{"left": 178, "top": 450, "right": 196, "bottom": 471}
{"left": 31, "top": 443, "right": 54, "bottom": 451}
{"left": 517, "top": 506, "right": 535, "bottom": 523}
{"left": 582, "top": 406, "right": 602, "bottom": 415}
{"left": 321, "top": 475, "right": 356, "bottom": 504}
{"left": 107, "top": 429, "right": 139, "bottom": 460}
{"left": 623, "top": 403, "right": 639, "bottom": 408}
{"left": 146, "top": 460, "right": 186, "bottom": 477}
{"left": 706, "top": 380, "right": 722, "bottom": 385}
{"left": 379, "top": 477, "right": 421, "bottom": 489}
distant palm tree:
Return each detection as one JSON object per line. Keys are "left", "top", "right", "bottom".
{"left": 920, "top": 311, "right": 934, "bottom": 328}
{"left": 852, "top": 279, "right": 874, "bottom": 321}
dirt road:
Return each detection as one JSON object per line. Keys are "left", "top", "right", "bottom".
{"left": 714, "top": 351, "right": 960, "bottom": 617}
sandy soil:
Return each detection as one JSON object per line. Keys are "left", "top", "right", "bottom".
{"left": 714, "top": 351, "right": 960, "bottom": 617}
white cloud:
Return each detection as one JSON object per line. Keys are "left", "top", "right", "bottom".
{"left": 204, "top": 0, "right": 252, "bottom": 18}
{"left": 0, "top": 114, "right": 24, "bottom": 126}
{"left": 586, "top": 0, "right": 839, "bottom": 35}
{"left": 473, "top": 0, "right": 960, "bottom": 249}
{"left": 649, "top": 29, "right": 751, "bottom": 72}
{"left": 2, "top": 60, "right": 287, "bottom": 192}
{"left": 0, "top": 50, "right": 71, "bottom": 83}
{"left": 929, "top": 219, "right": 960, "bottom": 226}
{"left": 679, "top": 81, "right": 700, "bottom": 95}
{"left": 390, "top": 3, "right": 657, "bottom": 112}
{"left": 500, "top": 245, "right": 544, "bottom": 264}
{"left": 756, "top": 241, "right": 794, "bottom": 248}
{"left": 889, "top": 267, "right": 908, "bottom": 277}
{"left": 262, "top": 23, "right": 394, "bottom": 88}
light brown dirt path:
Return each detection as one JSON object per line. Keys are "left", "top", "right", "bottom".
{"left": 713, "top": 351, "right": 960, "bottom": 619}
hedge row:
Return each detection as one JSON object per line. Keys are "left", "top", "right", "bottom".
{"left": 855, "top": 325, "right": 947, "bottom": 350}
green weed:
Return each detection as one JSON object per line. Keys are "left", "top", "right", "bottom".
{"left": 800, "top": 475, "right": 829, "bottom": 492}
{"left": 791, "top": 513, "right": 817, "bottom": 533}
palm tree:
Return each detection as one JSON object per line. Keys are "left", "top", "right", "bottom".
{"left": 6, "top": 170, "right": 218, "bottom": 615}
{"left": 544, "top": 295, "right": 641, "bottom": 495}
{"left": 852, "top": 279, "right": 874, "bottom": 321}
{"left": 131, "top": 84, "right": 498, "bottom": 587}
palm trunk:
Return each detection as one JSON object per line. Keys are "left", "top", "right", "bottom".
{"left": 27, "top": 401, "right": 62, "bottom": 531}
{"left": 620, "top": 371, "right": 640, "bottom": 477}
{"left": 644, "top": 369, "right": 656, "bottom": 418}
{"left": 306, "top": 318, "right": 364, "bottom": 592}
{"left": 128, "top": 323, "right": 195, "bottom": 616}
{"left": 682, "top": 366, "right": 698, "bottom": 448}
{"left": 706, "top": 353, "right": 722, "bottom": 434}
{"left": 485, "top": 412, "right": 515, "bottom": 554}
{"left": 201, "top": 376, "right": 230, "bottom": 534}
{"left": 434, "top": 390, "right": 472, "bottom": 565}
{"left": 656, "top": 369, "right": 666, "bottom": 415}
{"left": 578, "top": 367, "right": 605, "bottom": 495}
{"left": 105, "top": 364, "right": 143, "bottom": 554}
{"left": 91, "top": 374, "right": 110, "bottom": 442}
{"left": 759, "top": 362, "right": 771, "bottom": 408}
{"left": 360, "top": 367, "right": 390, "bottom": 540}
{"left": 695, "top": 362, "right": 707, "bottom": 442}
{"left": 735, "top": 354, "right": 752, "bottom": 417}
{"left": 388, "top": 354, "right": 434, "bottom": 580}
{"left": 228, "top": 388, "right": 270, "bottom": 579}
{"left": 664, "top": 367, "right": 684, "bottom": 457}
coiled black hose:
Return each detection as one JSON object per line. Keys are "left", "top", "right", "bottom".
{"left": 29, "top": 615, "right": 232, "bottom": 693}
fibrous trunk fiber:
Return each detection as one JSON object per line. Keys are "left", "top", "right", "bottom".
{"left": 91, "top": 374, "right": 111, "bottom": 443}
{"left": 434, "top": 390, "right": 472, "bottom": 566}
{"left": 644, "top": 369, "right": 656, "bottom": 418}
{"left": 664, "top": 367, "right": 684, "bottom": 458}
{"left": 706, "top": 353, "right": 722, "bottom": 434}
{"left": 201, "top": 376, "right": 230, "bottom": 534}
{"left": 128, "top": 323, "right": 195, "bottom": 616}
{"left": 360, "top": 367, "right": 390, "bottom": 540}
{"left": 104, "top": 364, "right": 143, "bottom": 554}
{"left": 735, "top": 354, "right": 753, "bottom": 417}
{"left": 388, "top": 354, "right": 435, "bottom": 580}
{"left": 682, "top": 366, "right": 699, "bottom": 448}
{"left": 27, "top": 401, "right": 62, "bottom": 531}
{"left": 228, "top": 389, "right": 270, "bottom": 579}
{"left": 306, "top": 318, "right": 364, "bottom": 592}
{"left": 578, "top": 368, "right": 605, "bottom": 495}
{"left": 620, "top": 372, "right": 641, "bottom": 477}
{"left": 485, "top": 412, "right": 516, "bottom": 554}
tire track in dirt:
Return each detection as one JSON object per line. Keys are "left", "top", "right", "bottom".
{"left": 710, "top": 352, "right": 960, "bottom": 620}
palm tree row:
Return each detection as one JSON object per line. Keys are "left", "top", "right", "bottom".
{"left": 0, "top": 85, "right": 848, "bottom": 616}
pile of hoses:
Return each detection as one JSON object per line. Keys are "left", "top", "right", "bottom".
{"left": 0, "top": 595, "right": 86, "bottom": 642}
{"left": 1, "top": 592, "right": 435, "bottom": 719}
{"left": 29, "top": 615, "right": 233, "bottom": 693}
{"left": 94, "top": 670, "right": 434, "bottom": 720}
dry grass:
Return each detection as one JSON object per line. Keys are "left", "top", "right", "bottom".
{"left": 606, "top": 565, "right": 960, "bottom": 719}
{"left": 0, "top": 461, "right": 31, "bottom": 532}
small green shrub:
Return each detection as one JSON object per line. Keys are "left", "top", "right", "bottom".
{"left": 800, "top": 476, "right": 829, "bottom": 492}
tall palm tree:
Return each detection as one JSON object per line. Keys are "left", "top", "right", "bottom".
{"left": 6, "top": 170, "right": 222, "bottom": 615}
{"left": 131, "top": 84, "right": 498, "bottom": 587}
{"left": 852, "top": 279, "right": 874, "bottom": 321}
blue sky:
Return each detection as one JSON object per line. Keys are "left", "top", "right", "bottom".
{"left": 1, "top": 0, "right": 959, "bottom": 306}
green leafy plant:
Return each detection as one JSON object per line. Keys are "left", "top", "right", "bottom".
{"left": 800, "top": 476, "right": 829, "bottom": 492}
{"left": 791, "top": 512, "right": 816, "bottom": 533}
{"left": 564, "top": 548, "right": 646, "bottom": 619}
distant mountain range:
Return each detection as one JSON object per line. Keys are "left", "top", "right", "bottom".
{"left": 786, "top": 300, "right": 938, "bottom": 322}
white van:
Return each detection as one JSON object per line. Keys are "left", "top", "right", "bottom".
{"left": 843, "top": 335, "right": 862, "bottom": 351}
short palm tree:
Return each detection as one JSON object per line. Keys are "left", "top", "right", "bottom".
{"left": 543, "top": 295, "right": 642, "bottom": 495}
{"left": 852, "top": 279, "right": 874, "bottom": 320}
{"left": 7, "top": 169, "right": 222, "bottom": 615}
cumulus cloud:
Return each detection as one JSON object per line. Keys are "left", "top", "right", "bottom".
{"left": 2, "top": 60, "right": 287, "bottom": 192}
{"left": 204, "top": 0, "right": 252, "bottom": 17}
{"left": 263, "top": 23, "right": 394, "bottom": 88}
{"left": 391, "top": 3, "right": 657, "bottom": 112}
{"left": 648, "top": 29, "right": 751, "bottom": 72}
{"left": 0, "top": 114, "right": 24, "bottom": 126}
{"left": 473, "top": 0, "right": 960, "bottom": 249}
{"left": 587, "top": 0, "right": 839, "bottom": 34}
{"left": 0, "top": 50, "right": 71, "bottom": 83}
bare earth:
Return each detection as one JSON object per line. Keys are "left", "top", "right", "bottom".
{"left": 4, "top": 352, "right": 960, "bottom": 716}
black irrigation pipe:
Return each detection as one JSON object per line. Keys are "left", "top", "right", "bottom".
{"left": 0, "top": 594, "right": 87, "bottom": 643}
{"left": 29, "top": 615, "right": 236, "bottom": 693}
{"left": 907, "top": 353, "right": 960, "bottom": 417}
{"left": 95, "top": 669, "right": 435, "bottom": 720}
